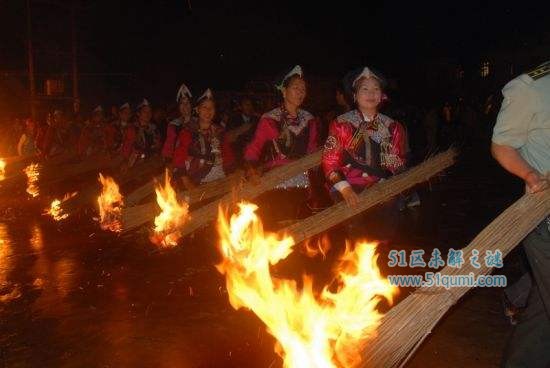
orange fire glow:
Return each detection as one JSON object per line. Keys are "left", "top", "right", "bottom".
{"left": 45, "top": 192, "right": 78, "bottom": 221}
{"left": 303, "top": 234, "right": 331, "bottom": 260}
{"left": 217, "top": 202, "right": 397, "bottom": 368}
{"left": 97, "top": 173, "right": 123, "bottom": 232}
{"left": 24, "top": 163, "right": 40, "bottom": 197}
{"left": 0, "top": 158, "right": 6, "bottom": 181}
{"left": 150, "top": 170, "right": 190, "bottom": 247}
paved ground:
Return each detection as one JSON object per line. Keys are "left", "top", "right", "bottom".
{"left": 0, "top": 141, "right": 527, "bottom": 367}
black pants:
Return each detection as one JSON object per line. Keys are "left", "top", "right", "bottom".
{"left": 503, "top": 219, "right": 550, "bottom": 368}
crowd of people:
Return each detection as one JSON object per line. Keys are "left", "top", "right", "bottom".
{"left": 1, "top": 60, "right": 548, "bottom": 367}
{"left": 0, "top": 65, "right": 499, "bottom": 212}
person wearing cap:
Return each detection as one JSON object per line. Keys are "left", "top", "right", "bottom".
{"left": 322, "top": 67, "right": 407, "bottom": 208}
{"left": 78, "top": 106, "right": 106, "bottom": 158}
{"left": 110, "top": 102, "right": 132, "bottom": 150}
{"left": 102, "top": 104, "right": 126, "bottom": 154}
{"left": 244, "top": 65, "right": 318, "bottom": 184}
{"left": 172, "top": 89, "right": 226, "bottom": 189}
{"left": 153, "top": 106, "right": 168, "bottom": 147}
{"left": 491, "top": 61, "right": 550, "bottom": 367}
{"left": 108, "top": 105, "right": 119, "bottom": 123}
{"left": 243, "top": 65, "right": 319, "bottom": 223}
{"left": 121, "top": 99, "right": 160, "bottom": 167}
{"left": 162, "top": 83, "right": 193, "bottom": 162}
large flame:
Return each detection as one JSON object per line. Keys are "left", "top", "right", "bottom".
{"left": 45, "top": 192, "right": 78, "bottom": 221}
{"left": 0, "top": 158, "right": 6, "bottom": 181}
{"left": 217, "top": 202, "right": 397, "bottom": 368}
{"left": 24, "top": 163, "right": 40, "bottom": 197}
{"left": 150, "top": 170, "right": 190, "bottom": 248}
{"left": 97, "top": 173, "right": 123, "bottom": 232}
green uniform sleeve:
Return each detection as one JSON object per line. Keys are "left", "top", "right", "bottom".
{"left": 492, "top": 77, "right": 537, "bottom": 149}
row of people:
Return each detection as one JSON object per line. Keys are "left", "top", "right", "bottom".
{"left": 16, "top": 64, "right": 407, "bottom": 207}
{"left": 162, "top": 65, "right": 407, "bottom": 208}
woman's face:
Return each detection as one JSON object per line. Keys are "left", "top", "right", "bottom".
{"left": 355, "top": 77, "right": 383, "bottom": 111}
{"left": 197, "top": 99, "right": 215, "bottom": 124}
{"left": 119, "top": 107, "right": 131, "bottom": 122}
{"left": 241, "top": 99, "right": 254, "bottom": 116}
{"left": 178, "top": 97, "right": 192, "bottom": 117}
{"left": 138, "top": 106, "right": 152, "bottom": 125}
{"left": 282, "top": 77, "right": 306, "bottom": 108}
{"left": 91, "top": 112, "right": 103, "bottom": 124}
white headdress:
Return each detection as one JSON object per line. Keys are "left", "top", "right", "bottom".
{"left": 137, "top": 99, "right": 150, "bottom": 110}
{"left": 352, "top": 67, "right": 380, "bottom": 87}
{"left": 196, "top": 88, "right": 213, "bottom": 104}
{"left": 276, "top": 65, "right": 303, "bottom": 91}
{"left": 176, "top": 83, "right": 192, "bottom": 102}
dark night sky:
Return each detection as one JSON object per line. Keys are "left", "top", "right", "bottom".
{"left": 1, "top": 0, "right": 549, "bottom": 99}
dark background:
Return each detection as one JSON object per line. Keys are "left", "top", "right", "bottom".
{"left": 1, "top": 0, "right": 549, "bottom": 115}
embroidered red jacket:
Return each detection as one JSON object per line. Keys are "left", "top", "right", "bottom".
{"left": 121, "top": 122, "right": 159, "bottom": 159}
{"left": 78, "top": 122, "right": 106, "bottom": 157}
{"left": 244, "top": 107, "right": 318, "bottom": 170}
{"left": 161, "top": 117, "right": 188, "bottom": 159}
{"left": 103, "top": 122, "right": 118, "bottom": 152}
{"left": 322, "top": 110, "right": 406, "bottom": 190}
{"left": 120, "top": 124, "right": 137, "bottom": 158}
{"left": 172, "top": 123, "right": 229, "bottom": 183}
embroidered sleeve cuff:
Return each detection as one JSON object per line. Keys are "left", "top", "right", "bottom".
{"left": 333, "top": 180, "right": 351, "bottom": 192}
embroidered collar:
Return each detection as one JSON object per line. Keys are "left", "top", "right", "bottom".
{"left": 337, "top": 109, "right": 392, "bottom": 142}
{"left": 262, "top": 107, "right": 313, "bottom": 136}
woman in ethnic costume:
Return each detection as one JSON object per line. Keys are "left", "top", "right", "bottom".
{"left": 322, "top": 67, "right": 407, "bottom": 207}
{"left": 172, "top": 89, "right": 227, "bottom": 189}
{"left": 245, "top": 65, "right": 318, "bottom": 184}
{"left": 107, "top": 102, "right": 132, "bottom": 152}
{"left": 121, "top": 99, "right": 160, "bottom": 167}
{"left": 244, "top": 65, "right": 319, "bottom": 223}
{"left": 77, "top": 106, "right": 107, "bottom": 159}
{"left": 162, "top": 83, "right": 193, "bottom": 162}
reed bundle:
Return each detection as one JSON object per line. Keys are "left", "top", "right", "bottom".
{"left": 125, "top": 170, "right": 243, "bottom": 207}
{"left": 358, "top": 190, "right": 550, "bottom": 368}
{"left": 121, "top": 150, "right": 323, "bottom": 232}
{"left": 281, "top": 149, "right": 457, "bottom": 244}
{"left": 60, "top": 157, "right": 164, "bottom": 214}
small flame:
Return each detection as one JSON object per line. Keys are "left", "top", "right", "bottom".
{"left": 0, "top": 285, "right": 22, "bottom": 303}
{"left": 150, "top": 170, "right": 190, "bottom": 247}
{"left": 97, "top": 173, "right": 123, "bottom": 232}
{"left": 45, "top": 192, "right": 78, "bottom": 221}
{"left": 0, "top": 158, "right": 6, "bottom": 181}
{"left": 24, "top": 163, "right": 40, "bottom": 197}
{"left": 303, "top": 234, "right": 331, "bottom": 260}
{"left": 217, "top": 202, "right": 397, "bottom": 368}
